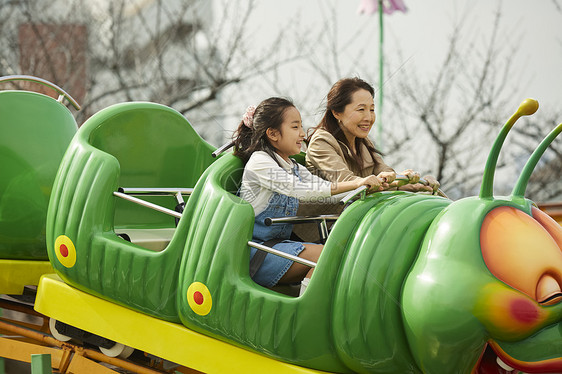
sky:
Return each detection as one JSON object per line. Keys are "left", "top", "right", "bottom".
{"left": 84, "top": 0, "right": 562, "bottom": 195}
{"left": 391, "top": 0, "right": 562, "bottom": 111}
{"left": 235, "top": 0, "right": 562, "bottom": 117}
{"left": 216, "top": 0, "right": 562, "bottom": 197}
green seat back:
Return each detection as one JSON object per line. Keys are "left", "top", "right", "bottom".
{"left": 87, "top": 103, "right": 216, "bottom": 229}
{"left": 0, "top": 91, "right": 77, "bottom": 259}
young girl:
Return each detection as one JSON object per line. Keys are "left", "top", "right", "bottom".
{"left": 233, "top": 97, "right": 380, "bottom": 295}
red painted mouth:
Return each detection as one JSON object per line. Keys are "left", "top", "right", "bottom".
{"left": 476, "top": 345, "right": 521, "bottom": 374}
{"left": 475, "top": 342, "right": 562, "bottom": 373}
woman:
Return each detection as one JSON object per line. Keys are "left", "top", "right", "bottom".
{"left": 306, "top": 77, "right": 440, "bottom": 193}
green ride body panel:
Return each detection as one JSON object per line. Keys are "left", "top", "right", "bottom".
{"left": 47, "top": 102, "right": 215, "bottom": 322}
{"left": 88, "top": 104, "right": 216, "bottom": 228}
{"left": 333, "top": 194, "right": 450, "bottom": 373}
{"left": 177, "top": 153, "right": 452, "bottom": 373}
{"left": 0, "top": 90, "right": 77, "bottom": 259}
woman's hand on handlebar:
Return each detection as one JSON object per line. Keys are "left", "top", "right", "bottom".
{"left": 401, "top": 169, "right": 420, "bottom": 184}
{"left": 377, "top": 171, "right": 396, "bottom": 184}
{"left": 423, "top": 175, "right": 440, "bottom": 192}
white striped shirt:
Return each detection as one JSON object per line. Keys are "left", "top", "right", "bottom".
{"left": 240, "top": 151, "right": 340, "bottom": 216}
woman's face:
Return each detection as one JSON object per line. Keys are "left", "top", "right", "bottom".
{"left": 332, "top": 89, "right": 375, "bottom": 143}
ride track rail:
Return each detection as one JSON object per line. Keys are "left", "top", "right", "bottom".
{"left": 30, "top": 274, "right": 325, "bottom": 374}
{"left": 0, "top": 296, "right": 193, "bottom": 374}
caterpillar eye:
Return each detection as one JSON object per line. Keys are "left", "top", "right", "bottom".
{"left": 538, "top": 294, "right": 562, "bottom": 306}
{"left": 481, "top": 206, "right": 562, "bottom": 304}
{"left": 537, "top": 274, "right": 562, "bottom": 306}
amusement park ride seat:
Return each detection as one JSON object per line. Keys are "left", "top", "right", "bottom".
{"left": 84, "top": 102, "right": 216, "bottom": 251}
{"left": 45, "top": 102, "right": 216, "bottom": 322}
{"left": 0, "top": 78, "right": 78, "bottom": 260}
{"left": 0, "top": 75, "right": 78, "bottom": 294}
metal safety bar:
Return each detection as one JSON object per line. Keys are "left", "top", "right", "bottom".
{"left": 117, "top": 187, "right": 193, "bottom": 214}
{"left": 394, "top": 175, "right": 448, "bottom": 198}
{"left": 174, "top": 192, "right": 185, "bottom": 207}
{"left": 118, "top": 187, "right": 194, "bottom": 196}
{"left": 340, "top": 185, "right": 368, "bottom": 205}
{"left": 114, "top": 190, "right": 316, "bottom": 267}
{"left": 264, "top": 214, "right": 340, "bottom": 226}
{"left": 0, "top": 75, "right": 81, "bottom": 110}
{"left": 248, "top": 241, "right": 316, "bottom": 268}
{"left": 212, "top": 141, "right": 235, "bottom": 158}
{"left": 113, "top": 191, "right": 182, "bottom": 219}
{"left": 265, "top": 214, "right": 340, "bottom": 244}
{"left": 339, "top": 174, "right": 446, "bottom": 205}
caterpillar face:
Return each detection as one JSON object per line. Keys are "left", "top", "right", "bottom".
{"left": 401, "top": 198, "right": 562, "bottom": 374}
{"left": 475, "top": 206, "right": 562, "bottom": 373}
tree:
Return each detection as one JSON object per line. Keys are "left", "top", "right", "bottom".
{"left": 510, "top": 104, "right": 562, "bottom": 202}
{"left": 0, "top": 0, "right": 302, "bottom": 145}
{"left": 384, "top": 8, "right": 522, "bottom": 199}
{"left": 2, "top": 0, "right": 559, "bottom": 200}
{"left": 286, "top": 2, "right": 521, "bottom": 199}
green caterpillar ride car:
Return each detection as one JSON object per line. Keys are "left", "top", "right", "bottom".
{"left": 21, "top": 91, "right": 562, "bottom": 373}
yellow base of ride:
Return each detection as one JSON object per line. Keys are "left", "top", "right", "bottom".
{"left": 0, "top": 259, "right": 53, "bottom": 294}
{"left": 34, "top": 274, "right": 327, "bottom": 374}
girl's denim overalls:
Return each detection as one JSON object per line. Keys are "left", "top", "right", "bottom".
{"left": 250, "top": 161, "right": 305, "bottom": 287}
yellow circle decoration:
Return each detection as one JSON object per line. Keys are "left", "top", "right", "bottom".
{"left": 187, "top": 282, "right": 212, "bottom": 316}
{"left": 54, "top": 235, "right": 77, "bottom": 268}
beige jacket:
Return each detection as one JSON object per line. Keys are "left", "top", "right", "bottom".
{"left": 306, "top": 128, "right": 394, "bottom": 183}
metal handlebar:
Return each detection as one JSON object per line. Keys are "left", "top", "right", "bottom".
{"left": 264, "top": 214, "right": 340, "bottom": 226}
{"left": 212, "top": 141, "right": 235, "bottom": 158}
{"left": 118, "top": 187, "right": 194, "bottom": 196}
{"left": 394, "top": 175, "right": 448, "bottom": 198}
{"left": 0, "top": 75, "right": 81, "bottom": 110}
{"left": 395, "top": 174, "right": 430, "bottom": 184}
{"left": 339, "top": 175, "right": 446, "bottom": 205}
{"left": 113, "top": 191, "right": 183, "bottom": 219}
{"left": 340, "top": 185, "right": 368, "bottom": 205}
{"left": 248, "top": 241, "right": 316, "bottom": 268}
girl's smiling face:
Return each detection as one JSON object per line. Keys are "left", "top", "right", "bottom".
{"left": 267, "top": 106, "right": 305, "bottom": 162}
{"left": 332, "top": 89, "right": 376, "bottom": 145}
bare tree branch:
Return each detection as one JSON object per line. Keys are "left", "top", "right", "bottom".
{"left": 384, "top": 5, "right": 518, "bottom": 197}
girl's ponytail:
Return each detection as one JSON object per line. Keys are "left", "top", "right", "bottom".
{"left": 233, "top": 106, "right": 256, "bottom": 163}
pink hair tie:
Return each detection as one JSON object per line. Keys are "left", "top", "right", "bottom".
{"left": 242, "top": 105, "right": 256, "bottom": 129}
